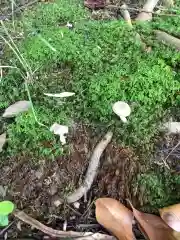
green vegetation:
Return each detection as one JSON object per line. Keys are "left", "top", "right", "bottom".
{"left": 1, "top": 0, "right": 180, "bottom": 158}
{"left": 137, "top": 171, "right": 180, "bottom": 208}
{"left": 0, "top": 0, "right": 180, "bottom": 208}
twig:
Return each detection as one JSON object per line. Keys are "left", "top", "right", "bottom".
{"left": 66, "top": 131, "right": 113, "bottom": 203}
{"left": 154, "top": 30, "right": 180, "bottom": 50}
{"left": 0, "top": 0, "right": 39, "bottom": 20}
{"left": 14, "top": 209, "right": 83, "bottom": 238}
{"left": 14, "top": 209, "right": 116, "bottom": 240}
{"left": 0, "top": 221, "right": 15, "bottom": 236}
{"left": 164, "top": 140, "right": 180, "bottom": 163}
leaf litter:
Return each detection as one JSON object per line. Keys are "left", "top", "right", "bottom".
{"left": 95, "top": 198, "right": 180, "bottom": 240}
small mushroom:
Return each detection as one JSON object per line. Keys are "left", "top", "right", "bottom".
{"left": 50, "top": 123, "right": 68, "bottom": 145}
{"left": 112, "top": 101, "right": 131, "bottom": 123}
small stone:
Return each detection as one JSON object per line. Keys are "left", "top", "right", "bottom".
{"left": 54, "top": 199, "right": 62, "bottom": 207}
{"left": 115, "top": 169, "right": 120, "bottom": 176}
{"left": 52, "top": 196, "right": 63, "bottom": 207}
{"left": 73, "top": 202, "right": 80, "bottom": 209}
{"left": 49, "top": 185, "right": 58, "bottom": 196}
{"left": 35, "top": 170, "right": 43, "bottom": 179}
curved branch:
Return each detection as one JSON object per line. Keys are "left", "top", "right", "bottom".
{"left": 14, "top": 209, "right": 116, "bottom": 239}
{"left": 66, "top": 131, "right": 113, "bottom": 203}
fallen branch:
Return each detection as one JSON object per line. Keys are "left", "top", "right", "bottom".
{"left": 14, "top": 209, "right": 116, "bottom": 239}
{"left": 66, "top": 131, "right": 113, "bottom": 203}
{"left": 136, "top": 0, "right": 160, "bottom": 21}
{"left": 154, "top": 30, "right": 180, "bottom": 50}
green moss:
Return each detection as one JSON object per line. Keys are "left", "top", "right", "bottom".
{"left": 6, "top": 106, "right": 69, "bottom": 158}
{"left": 1, "top": 0, "right": 180, "bottom": 157}
{"left": 137, "top": 171, "right": 180, "bottom": 208}
{"left": 22, "top": 0, "right": 89, "bottom": 28}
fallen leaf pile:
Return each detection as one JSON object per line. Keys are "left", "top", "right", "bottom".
{"left": 95, "top": 198, "right": 180, "bottom": 240}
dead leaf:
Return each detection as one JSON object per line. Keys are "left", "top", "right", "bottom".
{"left": 44, "top": 92, "right": 75, "bottom": 98}
{"left": 84, "top": 0, "right": 105, "bottom": 9}
{"left": 128, "top": 200, "right": 175, "bottom": 240}
{"left": 95, "top": 198, "right": 134, "bottom": 240}
{"left": 50, "top": 123, "right": 68, "bottom": 145}
{"left": 0, "top": 133, "right": 6, "bottom": 152}
{"left": 3, "top": 101, "right": 31, "bottom": 118}
{"left": 160, "top": 204, "right": 180, "bottom": 232}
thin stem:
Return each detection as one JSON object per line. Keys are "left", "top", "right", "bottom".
{"left": 1, "top": 20, "right": 32, "bottom": 75}
{"left": 0, "top": 35, "right": 27, "bottom": 71}
{"left": 24, "top": 74, "right": 48, "bottom": 128}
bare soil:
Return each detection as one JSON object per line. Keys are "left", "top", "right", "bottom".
{"left": 0, "top": 124, "right": 140, "bottom": 235}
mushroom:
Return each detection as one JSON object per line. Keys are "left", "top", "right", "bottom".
{"left": 50, "top": 123, "right": 68, "bottom": 145}
{"left": 112, "top": 101, "right": 131, "bottom": 123}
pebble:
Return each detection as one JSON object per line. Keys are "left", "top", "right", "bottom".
{"left": 73, "top": 202, "right": 80, "bottom": 209}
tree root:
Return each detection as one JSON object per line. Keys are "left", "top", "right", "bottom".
{"left": 154, "top": 30, "right": 180, "bottom": 50}
{"left": 14, "top": 209, "right": 116, "bottom": 239}
{"left": 66, "top": 131, "right": 113, "bottom": 203}
{"left": 136, "top": 0, "right": 160, "bottom": 21}
{"left": 120, "top": 4, "right": 149, "bottom": 52}
{"left": 120, "top": 4, "right": 132, "bottom": 28}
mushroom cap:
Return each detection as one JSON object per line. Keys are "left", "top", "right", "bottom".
{"left": 112, "top": 101, "right": 131, "bottom": 118}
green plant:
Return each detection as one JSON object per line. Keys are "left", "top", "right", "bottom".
{"left": 137, "top": 171, "right": 180, "bottom": 208}
{"left": 0, "top": 201, "right": 14, "bottom": 227}
{"left": 1, "top": 0, "right": 180, "bottom": 158}
{"left": 7, "top": 107, "right": 68, "bottom": 158}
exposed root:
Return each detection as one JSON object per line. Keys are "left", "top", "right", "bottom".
{"left": 120, "top": 4, "right": 132, "bottom": 27}
{"left": 120, "top": 4, "right": 148, "bottom": 52}
{"left": 14, "top": 209, "right": 116, "bottom": 239}
{"left": 154, "top": 30, "right": 180, "bottom": 50}
{"left": 66, "top": 131, "right": 113, "bottom": 203}
{"left": 136, "top": 0, "right": 160, "bottom": 21}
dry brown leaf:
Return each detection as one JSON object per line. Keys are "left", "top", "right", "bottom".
{"left": 128, "top": 201, "right": 175, "bottom": 240}
{"left": 160, "top": 204, "right": 180, "bottom": 232}
{"left": 95, "top": 198, "right": 134, "bottom": 240}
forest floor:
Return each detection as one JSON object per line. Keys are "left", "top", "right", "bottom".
{"left": 0, "top": 0, "right": 180, "bottom": 239}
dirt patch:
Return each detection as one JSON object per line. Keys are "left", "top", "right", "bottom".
{"left": 155, "top": 133, "right": 180, "bottom": 172}
{"left": 0, "top": 124, "right": 140, "bottom": 235}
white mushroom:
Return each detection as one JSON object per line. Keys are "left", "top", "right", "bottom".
{"left": 162, "top": 122, "right": 180, "bottom": 134}
{"left": 50, "top": 123, "right": 68, "bottom": 145}
{"left": 112, "top": 101, "right": 131, "bottom": 123}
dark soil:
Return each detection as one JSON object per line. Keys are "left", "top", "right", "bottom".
{"left": 0, "top": 124, "right": 141, "bottom": 238}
